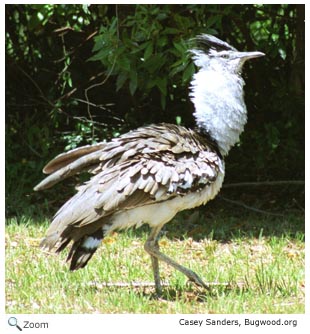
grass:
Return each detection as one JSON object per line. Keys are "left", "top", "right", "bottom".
{"left": 5, "top": 209, "right": 304, "bottom": 314}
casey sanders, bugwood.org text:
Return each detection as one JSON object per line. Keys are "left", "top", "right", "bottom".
{"left": 179, "top": 318, "right": 298, "bottom": 327}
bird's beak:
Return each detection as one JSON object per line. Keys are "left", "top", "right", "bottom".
{"left": 238, "top": 51, "right": 265, "bottom": 60}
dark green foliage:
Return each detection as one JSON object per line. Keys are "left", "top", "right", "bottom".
{"left": 5, "top": 4, "right": 304, "bottom": 217}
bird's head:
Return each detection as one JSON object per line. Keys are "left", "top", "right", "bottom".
{"left": 189, "top": 34, "right": 265, "bottom": 156}
{"left": 190, "top": 34, "right": 264, "bottom": 74}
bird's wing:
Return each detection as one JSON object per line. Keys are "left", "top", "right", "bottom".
{"left": 42, "top": 142, "right": 107, "bottom": 174}
{"left": 44, "top": 147, "right": 222, "bottom": 249}
{"left": 34, "top": 123, "right": 218, "bottom": 191}
{"left": 38, "top": 124, "right": 223, "bottom": 249}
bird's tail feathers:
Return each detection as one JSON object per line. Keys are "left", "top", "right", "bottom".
{"left": 66, "top": 229, "right": 104, "bottom": 271}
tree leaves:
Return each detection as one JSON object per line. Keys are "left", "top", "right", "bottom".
{"left": 88, "top": 5, "right": 199, "bottom": 108}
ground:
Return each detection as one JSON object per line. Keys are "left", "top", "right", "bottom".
{"left": 5, "top": 203, "right": 304, "bottom": 314}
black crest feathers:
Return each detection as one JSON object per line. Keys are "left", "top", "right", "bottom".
{"left": 193, "top": 34, "right": 237, "bottom": 53}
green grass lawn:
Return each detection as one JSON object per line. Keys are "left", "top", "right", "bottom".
{"left": 6, "top": 209, "right": 304, "bottom": 314}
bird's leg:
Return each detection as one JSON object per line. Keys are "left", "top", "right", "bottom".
{"left": 144, "top": 226, "right": 209, "bottom": 294}
{"left": 144, "top": 226, "right": 162, "bottom": 296}
{"left": 150, "top": 244, "right": 162, "bottom": 296}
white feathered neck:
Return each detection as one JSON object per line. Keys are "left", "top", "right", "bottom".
{"left": 189, "top": 50, "right": 248, "bottom": 157}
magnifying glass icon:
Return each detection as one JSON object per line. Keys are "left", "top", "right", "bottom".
{"left": 8, "top": 317, "right": 22, "bottom": 331}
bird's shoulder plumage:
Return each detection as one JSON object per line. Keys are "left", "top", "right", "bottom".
{"left": 35, "top": 123, "right": 222, "bottom": 191}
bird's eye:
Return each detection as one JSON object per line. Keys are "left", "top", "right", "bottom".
{"left": 221, "top": 54, "right": 230, "bottom": 59}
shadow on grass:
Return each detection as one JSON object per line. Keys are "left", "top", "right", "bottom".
{"left": 81, "top": 280, "right": 248, "bottom": 302}
{"left": 147, "top": 283, "right": 248, "bottom": 302}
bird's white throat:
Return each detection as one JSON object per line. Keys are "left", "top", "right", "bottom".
{"left": 190, "top": 61, "right": 248, "bottom": 156}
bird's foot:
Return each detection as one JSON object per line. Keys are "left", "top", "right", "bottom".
{"left": 187, "top": 271, "right": 210, "bottom": 290}
{"left": 155, "top": 283, "right": 163, "bottom": 298}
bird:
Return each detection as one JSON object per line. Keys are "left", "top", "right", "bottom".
{"left": 34, "top": 34, "right": 264, "bottom": 296}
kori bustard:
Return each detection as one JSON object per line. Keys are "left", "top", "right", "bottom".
{"left": 34, "top": 35, "right": 264, "bottom": 295}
